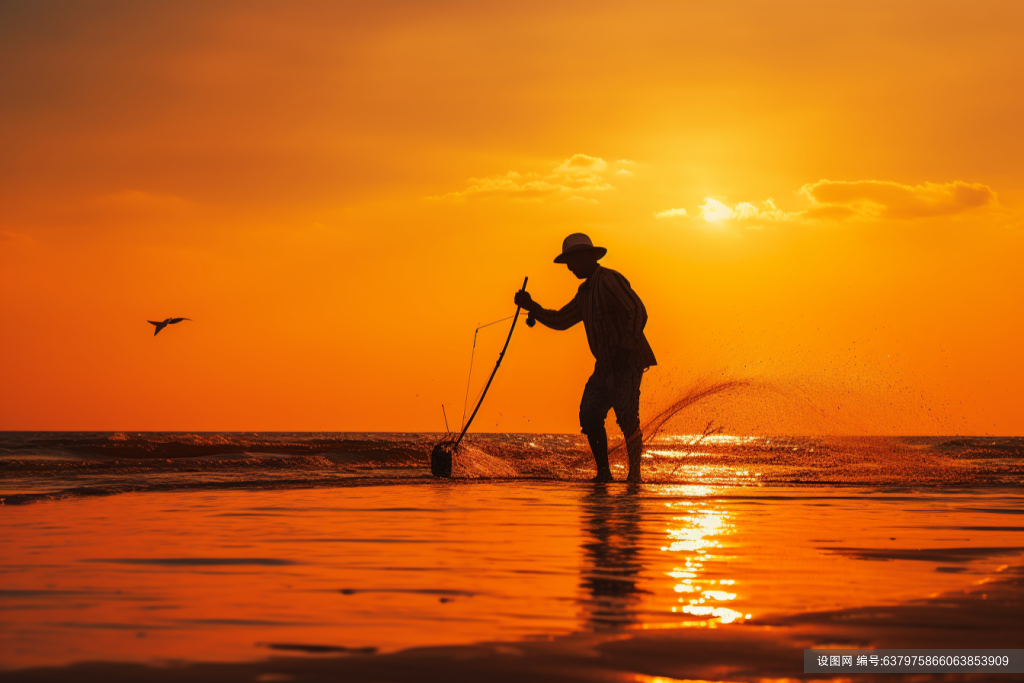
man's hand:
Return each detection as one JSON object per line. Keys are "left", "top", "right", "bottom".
{"left": 514, "top": 290, "right": 538, "bottom": 312}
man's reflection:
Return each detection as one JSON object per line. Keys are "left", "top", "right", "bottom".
{"left": 578, "top": 483, "right": 646, "bottom": 630}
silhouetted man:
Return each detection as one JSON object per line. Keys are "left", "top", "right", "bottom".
{"left": 515, "top": 233, "right": 656, "bottom": 483}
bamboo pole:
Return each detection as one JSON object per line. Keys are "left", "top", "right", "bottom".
{"left": 454, "top": 276, "right": 528, "bottom": 448}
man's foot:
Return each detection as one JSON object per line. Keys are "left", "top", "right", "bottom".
{"left": 591, "top": 469, "right": 613, "bottom": 483}
{"left": 626, "top": 430, "right": 643, "bottom": 483}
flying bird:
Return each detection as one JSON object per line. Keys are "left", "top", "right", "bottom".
{"left": 148, "top": 317, "right": 192, "bottom": 336}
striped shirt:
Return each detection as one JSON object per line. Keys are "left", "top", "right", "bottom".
{"left": 532, "top": 266, "right": 657, "bottom": 370}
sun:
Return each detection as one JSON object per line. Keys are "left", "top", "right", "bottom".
{"left": 699, "top": 198, "right": 735, "bottom": 223}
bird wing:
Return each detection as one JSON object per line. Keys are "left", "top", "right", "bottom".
{"left": 168, "top": 317, "right": 192, "bottom": 324}
{"left": 153, "top": 323, "right": 167, "bottom": 336}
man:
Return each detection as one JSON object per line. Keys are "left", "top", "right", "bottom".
{"left": 514, "top": 233, "right": 656, "bottom": 483}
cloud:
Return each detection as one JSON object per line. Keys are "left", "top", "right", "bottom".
{"left": 699, "top": 197, "right": 794, "bottom": 225}
{"left": 800, "top": 179, "right": 997, "bottom": 220}
{"left": 699, "top": 198, "right": 735, "bottom": 222}
{"left": 434, "top": 154, "right": 615, "bottom": 201}
{"left": 654, "top": 207, "right": 687, "bottom": 219}
{"left": 613, "top": 159, "right": 635, "bottom": 177}
{"left": 802, "top": 204, "right": 858, "bottom": 220}
{"left": 554, "top": 153, "right": 607, "bottom": 174}
{"left": 440, "top": 171, "right": 562, "bottom": 199}
{"left": 689, "top": 180, "right": 999, "bottom": 229}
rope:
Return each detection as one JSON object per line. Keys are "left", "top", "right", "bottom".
{"left": 459, "top": 337, "right": 478, "bottom": 429}
{"left": 455, "top": 277, "right": 528, "bottom": 446}
{"left": 475, "top": 315, "right": 514, "bottom": 331}
{"left": 460, "top": 315, "right": 515, "bottom": 429}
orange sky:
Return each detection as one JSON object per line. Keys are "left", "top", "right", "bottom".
{"left": 1, "top": 1, "right": 1021, "bottom": 434}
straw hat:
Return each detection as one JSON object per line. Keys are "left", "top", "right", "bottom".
{"left": 553, "top": 233, "right": 607, "bottom": 264}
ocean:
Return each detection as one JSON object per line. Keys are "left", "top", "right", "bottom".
{"left": 1, "top": 432, "right": 1020, "bottom": 504}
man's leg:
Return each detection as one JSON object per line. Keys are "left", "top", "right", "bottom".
{"left": 625, "top": 429, "right": 643, "bottom": 484}
{"left": 614, "top": 366, "right": 645, "bottom": 484}
{"left": 580, "top": 372, "right": 613, "bottom": 482}
{"left": 586, "top": 431, "right": 611, "bottom": 483}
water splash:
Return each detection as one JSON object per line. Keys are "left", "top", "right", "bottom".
{"left": 452, "top": 443, "right": 518, "bottom": 478}
{"left": 609, "top": 378, "right": 752, "bottom": 458}
{"left": 440, "top": 378, "right": 757, "bottom": 480}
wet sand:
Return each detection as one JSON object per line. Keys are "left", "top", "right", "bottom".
{"left": 2, "top": 481, "right": 1021, "bottom": 681}
{"left": 6, "top": 567, "right": 1021, "bottom": 682}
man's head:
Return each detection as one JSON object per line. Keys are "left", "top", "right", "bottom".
{"left": 562, "top": 250, "right": 601, "bottom": 279}
{"left": 553, "top": 233, "right": 606, "bottom": 279}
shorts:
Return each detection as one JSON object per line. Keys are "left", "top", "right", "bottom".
{"left": 579, "top": 356, "right": 643, "bottom": 438}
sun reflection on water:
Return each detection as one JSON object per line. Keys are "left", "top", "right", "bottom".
{"left": 645, "top": 449, "right": 713, "bottom": 458}
{"left": 653, "top": 490, "right": 752, "bottom": 627}
{"left": 640, "top": 433, "right": 768, "bottom": 485}
{"left": 653, "top": 434, "right": 763, "bottom": 445}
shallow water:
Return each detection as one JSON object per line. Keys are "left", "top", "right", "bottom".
{"left": 1, "top": 481, "right": 1020, "bottom": 669}
{"left": 1, "top": 433, "right": 1020, "bottom": 503}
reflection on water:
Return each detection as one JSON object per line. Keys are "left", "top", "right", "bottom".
{"left": 655, "top": 434, "right": 762, "bottom": 446}
{"left": 659, "top": 495, "right": 748, "bottom": 625}
{"left": 1, "top": 482, "right": 1020, "bottom": 668}
{"left": 576, "top": 481, "right": 755, "bottom": 633}
{"left": 578, "top": 484, "right": 644, "bottom": 630}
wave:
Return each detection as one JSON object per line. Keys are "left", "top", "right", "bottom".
{"left": 0, "top": 432, "right": 431, "bottom": 461}
{"left": 0, "top": 432, "right": 1020, "bottom": 506}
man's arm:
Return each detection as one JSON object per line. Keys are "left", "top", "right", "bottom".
{"left": 514, "top": 291, "right": 582, "bottom": 331}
